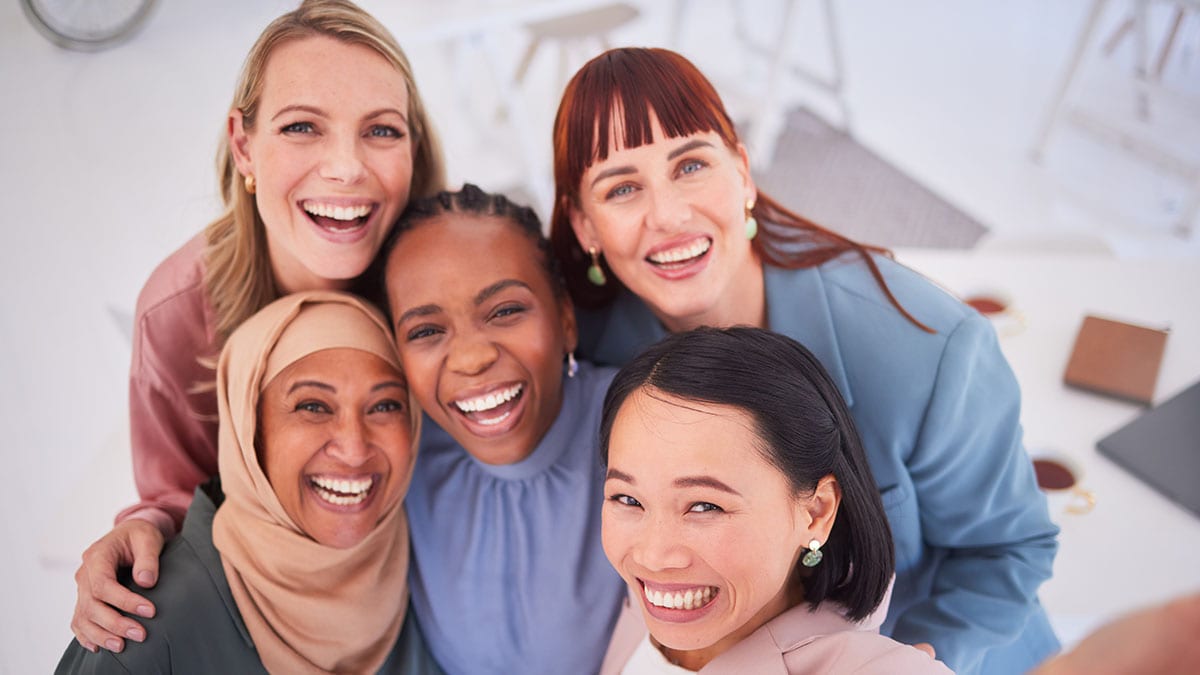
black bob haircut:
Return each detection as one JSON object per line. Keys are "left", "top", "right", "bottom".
{"left": 598, "top": 326, "right": 894, "bottom": 622}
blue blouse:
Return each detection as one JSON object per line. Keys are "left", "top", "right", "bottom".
{"left": 405, "top": 363, "right": 625, "bottom": 675}
{"left": 575, "top": 255, "right": 1061, "bottom": 675}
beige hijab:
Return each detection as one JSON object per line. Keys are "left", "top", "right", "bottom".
{"left": 211, "top": 291, "right": 417, "bottom": 674}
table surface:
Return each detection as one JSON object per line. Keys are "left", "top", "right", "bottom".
{"left": 895, "top": 248, "right": 1200, "bottom": 640}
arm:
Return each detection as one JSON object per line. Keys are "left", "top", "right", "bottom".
{"left": 890, "top": 315, "right": 1059, "bottom": 673}
{"left": 73, "top": 282, "right": 218, "bottom": 652}
{"left": 1030, "top": 593, "right": 1200, "bottom": 675}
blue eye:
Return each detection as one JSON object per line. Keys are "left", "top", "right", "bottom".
{"left": 281, "top": 121, "right": 315, "bottom": 134}
{"left": 368, "top": 125, "right": 403, "bottom": 139}
{"left": 605, "top": 183, "right": 636, "bottom": 200}
{"left": 679, "top": 159, "right": 706, "bottom": 175}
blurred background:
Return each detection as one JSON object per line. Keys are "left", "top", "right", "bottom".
{"left": 2, "top": 1, "right": 1198, "bottom": 672}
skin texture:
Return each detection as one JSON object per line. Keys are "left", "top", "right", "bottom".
{"left": 602, "top": 389, "right": 839, "bottom": 671}
{"left": 1029, "top": 593, "right": 1200, "bottom": 675}
{"left": 229, "top": 35, "right": 414, "bottom": 293}
{"left": 568, "top": 113, "right": 765, "bottom": 332}
{"left": 71, "top": 33, "right": 418, "bottom": 653}
{"left": 258, "top": 348, "right": 413, "bottom": 549}
{"left": 385, "top": 214, "right": 577, "bottom": 466}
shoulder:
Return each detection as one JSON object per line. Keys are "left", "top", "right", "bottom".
{"left": 131, "top": 233, "right": 215, "bottom": 380}
{"left": 804, "top": 252, "right": 974, "bottom": 335}
{"left": 782, "top": 632, "right": 953, "bottom": 674}
{"left": 135, "top": 233, "right": 208, "bottom": 318}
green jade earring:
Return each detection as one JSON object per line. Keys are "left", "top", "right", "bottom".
{"left": 587, "top": 246, "right": 607, "bottom": 286}
{"left": 744, "top": 199, "right": 758, "bottom": 240}
{"left": 801, "top": 539, "right": 823, "bottom": 567}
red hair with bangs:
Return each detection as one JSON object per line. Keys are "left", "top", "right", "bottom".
{"left": 549, "top": 47, "right": 930, "bottom": 332}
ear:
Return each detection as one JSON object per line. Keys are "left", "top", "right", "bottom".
{"left": 228, "top": 109, "right": 255, "bottom": 178}
{"left": 567, "top": 198, "right": 599, "bottom": 252}
{"left": 798, "top": 474, "right": 841, "bottom": 544}
{"left": 734, "top": 143, "right": 758, "bottom": 207}
{"left": 560, "top": 293, "right": 579, "bottom": 354}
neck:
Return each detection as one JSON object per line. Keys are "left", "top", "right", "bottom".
{"left": 657, "top": 255, "right": 767, "bottom": 333}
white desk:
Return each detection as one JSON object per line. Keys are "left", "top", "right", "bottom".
{"left": 896, "top": 248, "right": 1200, "bottom": 642}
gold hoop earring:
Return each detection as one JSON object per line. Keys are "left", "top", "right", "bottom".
{"left": 586, "top": 247, "right": 607, "bottom": 287}
{"left": 244, "top": 174, "right": 256, "bottom": 195}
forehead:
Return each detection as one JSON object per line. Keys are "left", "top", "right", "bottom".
{"left": 610, "top": 389, "right": 763, "bottom": 467}
{"left": 263, "top": 348, "right": 402, "bottom": 395}
{"left": 259, "top": 35, "right": 408, "bottom": 109}
{"left": 386, "top": 214, "right": 549, "bottom": 290}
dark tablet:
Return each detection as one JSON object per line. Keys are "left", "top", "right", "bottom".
{"left": 1097, "top": 379, "right": 1200, "bottom": 519}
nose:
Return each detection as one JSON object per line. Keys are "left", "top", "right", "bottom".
{"left": 318, "top": 132, "right": 368, "bottom": 185}
{"left": 324, "top": 410, "right": 373, "bottom": 467}
{"left": 631, "top": 512, "right": 691, "bottom": 571}
{"left": 446, "top": 331, "right": 500, "bottom": 376}
{"left": 645, "top": 181, "right": 691, "bottom": 232}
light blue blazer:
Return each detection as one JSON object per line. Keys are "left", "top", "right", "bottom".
{"left": 576, "top": 254, "right": 1061, "bottom": 675}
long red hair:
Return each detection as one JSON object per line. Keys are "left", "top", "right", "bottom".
{"left": 549, "top": 47, "right": 930, "bottom": 332}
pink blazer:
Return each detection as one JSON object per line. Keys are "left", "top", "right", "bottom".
{"left": 599, "top": 585, "right": 954, "bottom": 674}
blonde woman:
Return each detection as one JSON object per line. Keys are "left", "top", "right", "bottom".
{"left": 70, "top": 0, "right": 444, "bottom": 653}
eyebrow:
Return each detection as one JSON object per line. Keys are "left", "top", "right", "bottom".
{"left": 271, "top": 105, "right": 407, "bottom": 123}
{"left": 288, "top": 379, "right": 334, "bottom": 395}
{"left": 475, "top": 279, "right": 530, "bottom": 305}
{"left": 589, "top": 138, "right": 717, "bottom": 188}
{"left": 287, "top": 379, "right": 407, "bottom": 395}
{"left": 604, "top": 468, "right": 742, "bottom": 497}
{"left": 395, "top": 279, "right": 531, "bottom": 328}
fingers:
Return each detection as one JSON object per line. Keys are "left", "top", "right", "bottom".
{"left": 913, "top": 642, "right": 937, "bottom": 659}
{"left": 70, "top": 521, "right": 164, "bottom": 652}
{"left": 128, "top": 523, "right": 165, "bottom": 589}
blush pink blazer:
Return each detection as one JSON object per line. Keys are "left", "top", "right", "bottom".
{"left": 600, "top": 583, "right": 954, "bottom": 674}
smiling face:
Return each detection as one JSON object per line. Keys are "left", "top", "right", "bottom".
{"left": 602, "top": 388, "right": 817, "bottom": 669}
{"left": 258, "top": 347, "right": 414, "bottom": 549}
{"left": 229, "top": 35, "right": 414, "bottom": 293}
{"left": 569, "top": 113, "right": 764, "bottom": 331}
{"left": 384, "top": 214, "right": 577, "bottom": 465}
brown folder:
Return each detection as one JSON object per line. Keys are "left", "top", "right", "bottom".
{"left": 1063, "top": 315, "right": 1169, "bottom": 405}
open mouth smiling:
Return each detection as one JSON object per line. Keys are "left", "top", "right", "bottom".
{"left": 302, "top": 200, "right": 375, "bottom": 233}
{"left": 641, "top": 580, "right": 720, "bottom": 611}
{"left": 308, "top": 474, "right": 376, "bottom": 506}
{"left": 453, "top": 383, "right": 524, "bottom": 426}
{"left": 646, "top": 237, "right": 712, "bottom": 270}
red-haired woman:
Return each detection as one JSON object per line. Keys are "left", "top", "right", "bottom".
{"left": 550, "top": 47, "right": 1058, "bottom": 675}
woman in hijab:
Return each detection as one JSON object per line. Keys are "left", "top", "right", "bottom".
{"left": 57, "top": 291, "right": 432, "bottom": 674}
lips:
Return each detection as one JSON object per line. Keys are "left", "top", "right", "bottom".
{"left": 306, "top": 473, "right": 379, "bottom": 509}
{"left": 644, "top": 236, "right": 712, "bottom": 279}
{"left": 301, "top": 200, "right": 376, "bottom": 241}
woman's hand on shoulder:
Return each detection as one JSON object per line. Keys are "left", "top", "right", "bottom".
{"left": 71, "top": 519, "right": 164, "bottom": 653}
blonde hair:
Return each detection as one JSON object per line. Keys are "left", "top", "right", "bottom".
{"left": 204, "top": 0, "right": 446, "bottom": 344}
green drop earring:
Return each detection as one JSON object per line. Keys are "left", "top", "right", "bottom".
{"left": 801, "top": 539, "right": 823, "bottom": 567}
{"left": 587, "top": 246, "right": 607, "bottom": 286}
{"left": 744, "top": 199, "right": 758, "bottom": 240}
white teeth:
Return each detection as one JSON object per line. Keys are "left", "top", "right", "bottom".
{"left": 454, "top": 384, "right": 523, "bottom": 413}
{"left": 311, "top": 475, "right": 373, "bottom": 507}
{"left": 303, "top": 202, "right": 372, "bottom": 221}
{"left": 644, "top": 584, "right": 715, "bottom": 610}
{"left": 648, "top": 238, "right": 711, "bottom": 264}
